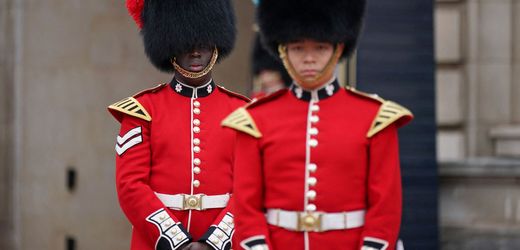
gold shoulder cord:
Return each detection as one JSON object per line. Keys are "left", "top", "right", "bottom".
{"left": 171, "top": 47, "right": 219, "bottom": 79}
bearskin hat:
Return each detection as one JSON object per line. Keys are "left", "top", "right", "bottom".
{"left": 252, "top": 34, "right": 292, "bottom": 87}
{"left": 126, "top": 0, "right": 236, "bottom": 72}
{"left": 257, "top": 0, "right": 366, "bottom": 58}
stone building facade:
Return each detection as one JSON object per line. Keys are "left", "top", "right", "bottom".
{"left": 435, "top": 0, "right": 520, "bottom": 248}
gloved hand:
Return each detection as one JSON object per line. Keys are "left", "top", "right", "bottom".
{"left": 183, "top": 242, "right": 213, "bottom": 250}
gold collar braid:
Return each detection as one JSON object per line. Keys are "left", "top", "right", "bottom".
{"left": 172, "top": 48, "right": 219, "bottom": 79}
{"left": 278, "top": 44, "right": 344, "bottom": 88}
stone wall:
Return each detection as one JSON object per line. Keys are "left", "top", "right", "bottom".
{"left": 1, "top": 1, "right": 254, "bottom": 249}
{"left": 436, "top": 0, "right": 520, "bottom": 248}
{"left": 436, "top": 0, "right": 520, "bottom": 159}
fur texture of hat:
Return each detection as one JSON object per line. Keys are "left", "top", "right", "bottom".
{"left": 257, "top": 0, "right": 366, "bottom": 58}
{"left": 139, "top": 0, "right": 236, "bottom": 72}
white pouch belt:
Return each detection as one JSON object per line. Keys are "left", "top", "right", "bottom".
{"left": 155, "top": 192, "right": 230, "bottom": 211}
{"left": 266, "top": 208, "right": 365, "bottom": 232}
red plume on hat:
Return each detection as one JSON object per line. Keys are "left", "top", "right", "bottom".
{"left": 126, "top": 0, "right": 144, "bottom": 29}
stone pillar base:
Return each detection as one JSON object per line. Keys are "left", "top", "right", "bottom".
{"left": 490, "top": 125, "right": 520, "bottom": 157}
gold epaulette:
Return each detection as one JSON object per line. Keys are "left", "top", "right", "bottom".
{"left": 221, "top": 107, "right": 262, "bottom": 138}
{"left": 108, "top": 97, "right": 152, "bottom": 122}
{"left": 367, "top": 101, "right": 413, "bottom": 138}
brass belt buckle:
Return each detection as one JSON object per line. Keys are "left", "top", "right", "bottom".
{"left": 183, "top": 194, "right": 204, "bottom": 210}
{"left": 298, "top": 212, "right": 322, "bottom": 232}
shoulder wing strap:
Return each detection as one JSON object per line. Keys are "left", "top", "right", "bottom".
{"left": 367, "top": 101, "right": 412, "bottom": 138}
{"left": 108, "top": 97, "right": 151, "bottom": 122}
{"left": 221, "top": 108, "right": 262, "bottom": 138}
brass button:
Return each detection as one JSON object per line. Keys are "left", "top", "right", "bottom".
{"left": 193, "top": 101, "right": 201, "bottom": 107}
{"left": 309, "top": 139, "right": 318, "bottom": 147}
{"left": 193, "top": 138, "right": 201, "bottom": 145}
{"left": 194, "top": 158, "right": 201, "bottom": 166}
{"left": 310, "top": 127, "right": 318, "bottom": 135}
{"left": 306, "top": 204, "right": 317, "bottom": 211}
{"left": 194, "top": 146, "right": 201, "bottom": 153}
{"left": 193, "top": 127, "right": 200, "bottom": 133}
{"left": 193, "top": 167, "right": 201, "bottom": 174}
{"left": 311, "top": 105, "right": 320, "bottom": 112}
{"left": 308, "top": 163, "right": 317, "bottom": 172}
{"left": 193, "top": 119, "right": 201, "bottom": 126}
{"left": 308, "top": 177, "right": 317, "bottom": 186}
{"left": 310, "top": 116, "right": 319, "bottom": 123}
{"left": 193, "top": 180, "right": 200, "bottom": 187}
{"left": 307, "top": 190, "right": 317, "bottom": 200}
{"left": 193, "top": 108, "right": 201, "bottom": 115}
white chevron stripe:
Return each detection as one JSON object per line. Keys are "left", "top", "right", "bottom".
{"left": 115, "top": 135, "right": 142, "bottom": 156}
{"left": 117, "top": 126, "right": 142, "bottom": 145}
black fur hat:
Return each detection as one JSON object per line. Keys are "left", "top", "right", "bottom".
{"left": 141, "top": 0, "right": 236, "bottom": 72}
{"left": 252, "top": 34, "right": 292, "bottom": 87}
{"left": 257, "top": 0, "right": 366, "bottom": 58}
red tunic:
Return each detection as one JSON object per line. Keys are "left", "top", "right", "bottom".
{"left": 109, "top": 80, "right": 249, "bottom": 250}
{"left": 223, "top": 79, "right": 412, "bottom": 250}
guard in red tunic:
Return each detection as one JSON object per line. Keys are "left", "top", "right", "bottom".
{"left": 250, "top": 33, "right": 292, "bottom": 99}
{"left": 222, "top": 1, "right": 413, "bottom": 250}
{"left": 108, "top": 1, "right": 248, "bottom": 250}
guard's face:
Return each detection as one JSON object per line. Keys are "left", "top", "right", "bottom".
{"left": 176, "top": 45, "right": 213, "bottom": 72}
{"left": 258, "top": 70, "right": 284, "bottom": 89}
{"left": 286, "top": 40, "right": 334, "bottom": 83}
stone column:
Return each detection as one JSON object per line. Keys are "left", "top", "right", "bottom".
{"left": 512, "top": 0, "right": 520, "bottom": 123}
{"left": 0, "top": 0, "right": 15, "bottom": 248}
{"left": 435, "top": 0, "right": 467, "bottom": 161}
{"left": 453, "top": 0, "right": 520, "bottom": 157}
{"left": 483, "top": 0, "right": 520, "bottom": 157}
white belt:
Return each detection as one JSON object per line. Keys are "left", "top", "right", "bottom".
{"left": 266, "top": 209, "right": 365, "bottom": 232}
{"left": 155, "top": 192, "right": 230, "bottom": 211}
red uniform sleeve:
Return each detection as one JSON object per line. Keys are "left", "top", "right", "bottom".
{"left": 198, "top": 199, "right": 235, "bottom": 250}
{"left": 232, "top": 132, "right": 272, "bottom": 250}
{"left": 115, "top": 115, "right": 192, "bottom": 250}
{"left": 359, "top": 124, "right": 402, "bottom": 250}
